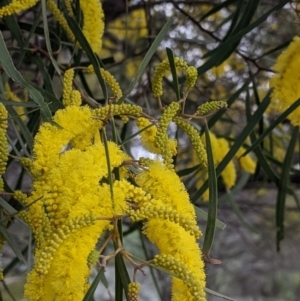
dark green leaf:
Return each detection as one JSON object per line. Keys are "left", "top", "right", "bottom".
{"left": 0, "top": 32, "right": 52, "bottom": 121}
{"left": 202, "top": 122, "right": 218, "bottom": 255}
{"left": 225, "top": 190, "right": 258, "bottom": 233}
{"left": 242, "top": 98, "right": 300, "bottom": 157}
{"left": 120, "top": 18, "right": 173, "bottom": 102}
{"left": 0, "top": 224, "right": 25, "bottom": 263}
{"left": 276, "top": 126, "right": 299, "bottom": 251}
{"left": 82, "top": 268, "right": 106, "bottom": 301}
{"left": 193, "top": 90, "right": 271, "bottom": 202}
{"left": 194, "top": 206, "right": 226, "bottom": 230}
{"left": 166, "top": 48, "right": 180, "bottom": 101}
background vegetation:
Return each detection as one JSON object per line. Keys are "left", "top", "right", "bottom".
{"left": 0, "top": 0, "right": 300, "bottom": 300}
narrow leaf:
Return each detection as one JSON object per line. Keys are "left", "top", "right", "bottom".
{"left": 242, "top": 98, "right": 300, "bottom": 157}
{"left": 193, "top": 90, "right": 271, "bottom": 202}
{"left": 194, "top": 206, "right": 226, "bottom": 230}
{"left": 225, "top": 190, "right": 258, "bottom": 233}
{"left": 276, "top": 126, "right": 299, "bottom": 251}
{"left": 166, "top": 48, "right": 180, "bottom": 101}
{"left": 202, "top": 123, "right": 218, "bottom": 255}
{"left": 82, "top": 268, "right": 106, "bottom": 301}
{"left": 0, "top": 224, "right": 25, "bottom": 263}
{"left": 0, "top": 197, "right": 17, "bottom": 214}
{"left": 205, "top": 288, "right": 237, "bottom": 301}
{"left": 0, "top": 32, "right": 51, "bottom": 120}
{"left": 120, "top": 18, "right": 173, "bottom": 101}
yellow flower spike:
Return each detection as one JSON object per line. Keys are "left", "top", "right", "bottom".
{"left": 32, "top": 106, "right": 100, "bottom": 177}
{"left": 0, "top": 0, "right": 39, "bottom": 18}
{"left": 24, "top": 219, "right": 111, "bottom": 301}
{"left": 87, "top": 249, "right": 100, "bottom": 266}
{"left": 20, "top": 157, "right": 33, "bottom": 174}
{"left": 185, "top": 66, "right": 198, "bottom": 89}
{"left": 136, "top": 117, "right": 177, "bottom": 156}
{"left": 197, "top": 100, "right": 228, "bottom": 116}
{"left": 145, "top": 220, "right": 206, "bottom": 301}
{"left": 128, "top": 282, "right": 140, "bottom": 301}
{"left": 33, "top": 143, "right": 125, "bottom": 227}
{"left": 174, "top": 117, "right": 208, "bottom": 168}
{"left": 62, "top": 69, "right": 75, "bottom": 107}
{"left": 34, "top": 215, "right": 96, "bottom": 276}
{"left": 80, "top": 0, "right": 104, "bottom": 54}
{"left": 235, "top": 146, "right": 256, "bottom": 174}
{"left": 13, "top": 190, "right": 28, "bottom": 204}
{"left": 152, "top": 57, "right": 189, "bottom": 97}
{"left": 153, "top": 253, "right": 206, "bottom": 301}
{"left": 0, "top": 178, "right": 4, "bottom": 191}
{"left": 270, "top": 36, "right": 300, "bottom": 126}
{"left": 47, "top": 0, "right": 75, "bottom": 43}
{"left": 93, "top": 103, "right": 142, "bottom": 119}
{"left": 64, "top": 0, "right": 74, "bottom": 16}
{"left": 0, "top": 104, "right": 8, "bottom": 175}
{"left": 136, "top": 160, "right": 196, "bottom": 220}
{"left": 129, "top": 200, "right": 201, "bottom": 239}
{"left": 86, "top": 65, "right": 123, "bottom": 99}
{"left": 69, "top": 90, "right": 82, "bottom": 107}
{"left": 100, "top": 68, "right": 123, "bottom": 99}
{"left": 154, "top": 102, "right": 180, "bottom": 168}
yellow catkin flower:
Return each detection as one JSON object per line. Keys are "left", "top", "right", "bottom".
{"left": 136, "top": 117, "right": 177, "bottom": 156}
{"left": 13, "top": 190, "right": 28, "bottom": 204}
{"left": 153, "top": 253, "right": 205, "bottom": 301}
{"left": 152, "top": 58, "right": 197, "bottom": 97}
{"left": 129, "top": 199, "right": 201, "bottom": 239}
{"left": 128, "top": 282, "right": 140, "bottom": 301}
{"left": 197, "top": 101, "right": 228, "bottom": 116}
{"left": 32, "top": 105, "right": 101, "bottom": 177}
{"left": 64, "top": 0, "right": 74, "bottom": 16}
{"left": 270, "top": 36, "right": 300, "bottom": 126}
{"left": 235, "top": 146, "right": 256, "bottom": 174}
{"left": 24, "top": 219, "right": 111, "bottom": 301}
{"left": 62, "top": 69, "right": 74, "bottom": 106}
{"left": 185, "top": 66, "right": 198, "bottom": 89}
{"left": 152, "top": 57, "right": 189, "bottom": 97}
{"left": 0, "top": 0, "right": 39, "bottom": 18}
{"left": 5, "top": 83, "right": 27, "bottom": 121}
{"left": 0, "top": 104, "right": 8, "bottom": 175}
{"left": 136, "top": 160, "right": 197, "bottom": 223}
{"left": 174, "top": 117, "right": 207, "bottom": 168}
{"left": 86, "top": 65, "right": 123, "bottom": 99}
{"left": 80, "top": 0, "right": 105, "bottom": 54}
{"left": 148, "top": 219, "right": 206, "bottom": 301}
{"left": 69, "top": 90, "right": 82, "bottom": 107}
{"left": 87, "top": 249, "right": 100, "bottom": 266}
{"left": 154, "top": 102, "right": 180, "bottom": 168}
{"left": 20, "top": 157, "right": 33, "bottom": 174}
{"left": 135, "top": 161, "right": 206, "bottom": 300}
{"left": 47, "top": 0, "right": 75, "bottom": 43}
{"left": 93, "top": 103, "right": 142, "bottom": 119}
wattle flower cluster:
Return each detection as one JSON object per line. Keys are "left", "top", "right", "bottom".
{"left": 13, "top": 73, "right": 207, "bottom": 300}
{"left": 270, "top": 36, "right": 300, "bottom": 126}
